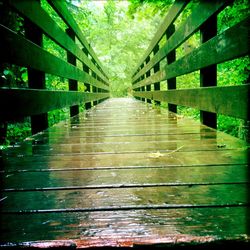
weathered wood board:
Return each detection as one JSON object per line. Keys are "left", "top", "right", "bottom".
{"left": 0, "top": 98, "right": 249, "bottom": 248}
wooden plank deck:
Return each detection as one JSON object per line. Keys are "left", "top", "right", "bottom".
{"left": 0, "top": 97, "right": 249, "bottom": 249}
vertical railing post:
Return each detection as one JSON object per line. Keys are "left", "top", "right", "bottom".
{"left": 134, "top": 86, "right": 139, "bottom": 101}
{"left": 200, "top": 15, "right": 217, "bottom": 129}
{"left": 25, "top": 18, "right": 48, "bottom": 135}
{"left": 92, "top": 87, "right": 97, "bottom": 105}
{"left": 145, "top": 56, "right": 151, "bottom": 104}
{"left": 141, "top": 87, "right": 145, "bottom": 102}
{"left": 66, "top": 28, "right": 79, "bottom": 117}
{"left": 98, "top": 80, "right": 104, "bottom": 104}
{"left": 133, "top": 71, "right": 139, "bottom": 101}
{"left": 138, "top": 67, "right": 142, "bottom": 101}
{"left": 92, "top": 70, "right": 98, "bottom": 106}
{"left": 166, "top": 23, "right": 177, "bottom": 113}
{"left": 96, "top": 76, "right": 100, "bottom": 104}
{"left": 153, "top": 44, "right": 160, "bottom": 105}
{"left": 82, "top": 48, "right": 92, "bottom": 110}
{"left": 141, "top": 64, "right": 145, "bottom": 102}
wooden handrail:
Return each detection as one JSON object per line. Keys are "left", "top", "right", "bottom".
{"left": 0, "top": 0, "right": 109, "bottom": 133}
{"left": 132, "top": 0, "right": 188, "bottom": 78}
{"left": 133, "top": 18, "right": 249, "bottom": 89}
{"left": 0, "top": 25, "right": 109, "bottom": 91}
{"left": 7, "top": 0, "right": 109, "bottom": 85}
{"left": 134, "top": 85, "right": 250, "bottom": 120}
{"left": 0, "top": 88, "right": 109, "bottom": 120}
{"left": 132, "top": 0, "right": 249, "bottom": 125}
{"left": 47, "top": 0, "right": 109, "bottom": 81}
{"left": 132, "top": 0, "right": 227, "bottom": 83}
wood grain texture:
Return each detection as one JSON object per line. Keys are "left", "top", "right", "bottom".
{"left": 0, "top": 98, "right": 249, "bottom": 248}
{"left": 1, "top": 207, "right": 249, "bottom": 244}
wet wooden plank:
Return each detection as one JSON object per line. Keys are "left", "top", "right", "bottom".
{"left": 10, "top": 139, "right": 247, "bottom": 154}
{"left": 1, "top": 184, "right": 247, "bottom": 211}
{"left": 0, "top": 207, "right": 249, "bottom": 245}
{"left": 3, "top": 136, "right": 247, "bottom": 156}
{"left": 1, "top": 165, "right": 247, "bottom": 189}
{"left": 1, "top": 149, "right": 248, "bottom": 172}
{"left": 18, "top": 131, "right": 220, "bottom": 145}
{"left": 0, "top": 97, "right": 249, "bottom": 248}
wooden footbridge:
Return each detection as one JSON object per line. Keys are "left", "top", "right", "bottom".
{"left": 0, "top": 0, "right": 249, "bottom": 249}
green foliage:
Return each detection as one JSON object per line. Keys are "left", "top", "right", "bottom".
{"left": 127, "top": 0, "right": 174, "bottom": 18}
{"left": 178, "top": 106, "right": 200, "bottom": 120}
{"left": 48, "top": 109, "right": 69, "bottom": 127}
{"left": 1, "top": 65, "right": 28, "bottom": 88}
{"left": 217, "top": 115, "right": 241, "bottom": 138}
{"left": 4, "top": 122, "right": 31, "bottom": 146}
{"left": 69, "top": 0, "right": 164, "bottom": 97}
{"left": 218, "top": 0, "right": 250, "bottom": 32}
{"left": 0, "top": 2, "right": 24, "bottom": 33}
{"left": 0, "top": 2, "right": 26, "bottom": 88}
{"left": 218, "top": 57, "right": 250, "bottom": 87}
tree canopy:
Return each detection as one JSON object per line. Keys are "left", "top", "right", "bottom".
{"left": 67, "top": 0, "right": 165, "bottom": 96}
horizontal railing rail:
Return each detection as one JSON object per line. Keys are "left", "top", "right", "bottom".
{"left": 0, "top": 88, "right": 109, "bottom": 120}
{"left": 0, "top": 0, "right": 109, "bottom": 134}
{"left": 131, "top": 0, "right": 188, "bottom": 78}
{"left": 47, "top": 0, "right": 109, "bottom": 82}
{"left": 0, "top": 25, "right": 109, "bottom": 91}
{"left": 7, "top": 0, "right": 109, "bottom": 85}
{"left": 133, "top": 18, "right": 249, "bottom": 89}
{"left": 134, "top": 85, "right": 249, "bottom": 120}
{"left": 132, "top": 0, "right": 249, "bottom": 129}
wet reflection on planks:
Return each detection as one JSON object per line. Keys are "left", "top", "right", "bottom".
{"left": 0, "top": 98, "right": 249, "bottom": 248}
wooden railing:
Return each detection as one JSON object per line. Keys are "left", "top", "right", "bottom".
{"left": 0, "top": 0, "right": 109, "bottom": 134}
{"left": 132, "top": 0, "right": 249, "bottom": 129}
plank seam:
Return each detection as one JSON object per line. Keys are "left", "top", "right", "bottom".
{"left": 1, "top": 203, "right": 249, "bottom": 214}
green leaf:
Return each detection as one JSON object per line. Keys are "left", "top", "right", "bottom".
{"left": 21, "top": 72, "right": 28, "bottom": 82}
{"left": 3, "top": 69, "right": 11, "bottom": 75}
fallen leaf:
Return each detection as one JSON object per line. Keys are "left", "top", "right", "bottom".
{"left": 149, "top": 151, "right": 164, "bottom": 158}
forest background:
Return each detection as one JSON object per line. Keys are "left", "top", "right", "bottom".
{"left": 0, "top": 0, "right": 249, "bottom": 147}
